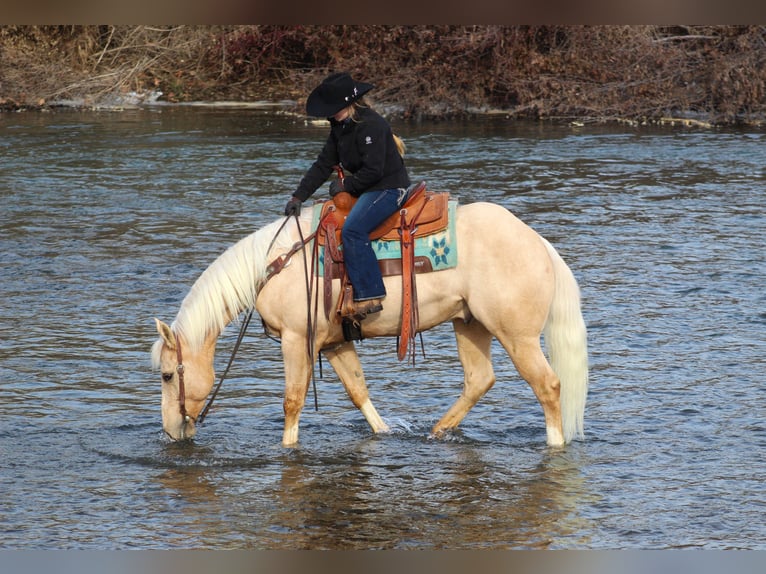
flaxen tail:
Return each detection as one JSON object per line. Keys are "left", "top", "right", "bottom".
{"left": 540, "top": 237, "right": 589, "bottom": 443}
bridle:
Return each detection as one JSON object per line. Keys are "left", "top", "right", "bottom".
{"left": 168, "top": 205, "right": 334, "bottom": 429}
{"left": 171, "top": 309, "right": 255, "bottom": 428}
{"left": 175, "top": 342, "right": 191, "bottom": 423}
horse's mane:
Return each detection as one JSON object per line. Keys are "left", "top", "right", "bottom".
{"left": 154, "top": 213, "right": 308, "bottom": 361}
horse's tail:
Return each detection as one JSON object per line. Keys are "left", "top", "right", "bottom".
{"left": 540, "top": 237, "right": 589, "bottom": 443}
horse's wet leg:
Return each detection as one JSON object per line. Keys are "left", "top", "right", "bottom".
{"left": 323, "top": 341, "right": 389, "bottom": 433}
{"left": 505, "top": 337, "right": 564, "bottom": 446}
{"left": 281, "top": 333, "right": 313, "bottom": 446}
{"left": 432, "top": 319, "right": 496, "bottom": 436}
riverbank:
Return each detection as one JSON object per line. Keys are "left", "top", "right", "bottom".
{"left": 13, "top": 95, "right": 726, "bottom": 131}
{"left": 3, "top": 25, "right": 766, "bottom": 126}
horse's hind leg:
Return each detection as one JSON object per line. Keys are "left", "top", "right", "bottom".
{"left": 322, "top": 341, "right": 389, "bottom": 433}
{"left": 432, "top": 319, "right": 496, "bottom": 436}
{"left": 499, "top": 335, "right": 564, "bottom": 446}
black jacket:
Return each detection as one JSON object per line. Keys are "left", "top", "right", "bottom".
{"left": 293, "top": 107, "right": 410, "bottom": 202}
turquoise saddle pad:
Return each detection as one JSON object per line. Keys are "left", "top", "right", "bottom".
{"left": 310, "top": 199, "right": 459, "bottom": 276}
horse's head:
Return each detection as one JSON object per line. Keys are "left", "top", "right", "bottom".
{"left": 152, "top": 318, "right": 215, "bottom": 441}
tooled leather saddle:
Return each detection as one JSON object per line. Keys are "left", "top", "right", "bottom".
{"left": 316, "top": 181, "right": 450, "bottom": 359}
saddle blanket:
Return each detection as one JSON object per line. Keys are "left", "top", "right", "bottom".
{"left": 310, "top": 199, "right": 459, "bottom": 277}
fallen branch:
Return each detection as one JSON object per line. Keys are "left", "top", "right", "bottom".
{"left": 659, "top": 116, "right": 713, "bottom": 127}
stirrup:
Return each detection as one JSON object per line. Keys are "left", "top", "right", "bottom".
{"left": 341, "top": 317, "right": 364, "bottom": 341}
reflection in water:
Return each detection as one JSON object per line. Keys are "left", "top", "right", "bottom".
{"left": 148, "top": 435, "right": 596, "bottom": 548}
{"left": 272, "top": 444, "right": 594, "bottom": 548}
{"left": 157, "top": 466, "right": 220, "bottom": 502}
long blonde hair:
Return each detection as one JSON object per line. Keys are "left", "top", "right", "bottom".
{"left": 392, "top": 133, "right": 406, "bottom": 157}
{"left": 347, "top": 100, "right": 406, "bottom": 158}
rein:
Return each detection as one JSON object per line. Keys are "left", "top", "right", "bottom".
{"left": 198, "top": 308, "right": 254, "bottom": 425}
{"left": 263, "top": 209, "right": 340, "bottom": 413}
{"left": 174, "top": 308, "right": 255, "bottom": 427}
{"left": 174, "top": 212, "right": 330, "bottom": 425}
{"left": 176, "top": 309, "right": 253, "bottom": 425}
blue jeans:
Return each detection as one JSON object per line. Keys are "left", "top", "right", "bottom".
{"left": 342, "top": 188, "right": 408, "bottom": 301}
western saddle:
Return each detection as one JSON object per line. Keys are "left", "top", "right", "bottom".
{"left": 316, "top": 182, "right": 450, "bottom": 360}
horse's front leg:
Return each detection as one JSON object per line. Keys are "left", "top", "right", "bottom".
{"left": 322, "top": 341, "right": 389, "bottom": 434}
{"left": 280, "top": 332, "right": 314, "bottom": 446}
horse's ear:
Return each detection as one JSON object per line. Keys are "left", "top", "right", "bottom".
{"left": 154, "top": 318, "right": 176, "bottom": 350}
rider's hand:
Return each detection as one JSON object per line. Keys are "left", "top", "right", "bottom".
{"left": 329, "top": 179, "right": 344, "bottom": 197}
{"left": 284, "top": 196, "right": 302, "bottom": 217}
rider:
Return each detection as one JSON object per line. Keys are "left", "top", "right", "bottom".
{"left": 284, "top": 72, "right": 411, "bottom": 319}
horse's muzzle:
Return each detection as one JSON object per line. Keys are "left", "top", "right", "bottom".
{"left": 165, "top": 417, "right": 197, "bottom": 441}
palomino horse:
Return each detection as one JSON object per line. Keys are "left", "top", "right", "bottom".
{"left": 152, "top": 201, "right": 588, "bottom": 447}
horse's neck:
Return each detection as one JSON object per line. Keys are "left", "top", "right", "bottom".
{"left": 175, "top": 213, "right": 308, "bottom": 354}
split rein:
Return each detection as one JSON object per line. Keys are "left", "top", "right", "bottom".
{"left": 174, "top": 212, "right": 328, "bottom": 427}
{"left": 174, "top": 308, "right": 254, "bottom": 426}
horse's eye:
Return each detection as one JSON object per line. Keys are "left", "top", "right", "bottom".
{"left": 161, "top": 372, "right": 173, "bottom": 383}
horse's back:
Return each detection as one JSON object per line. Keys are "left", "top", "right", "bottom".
{"left": 454, "top": 201, "right": 551, "bottom": 269}
{"left": 456, "top": 200, "right": 539, "bottom": 238}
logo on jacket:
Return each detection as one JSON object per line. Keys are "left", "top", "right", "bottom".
{"left": 365, "top": 136, "right": 373, "bottom": 145}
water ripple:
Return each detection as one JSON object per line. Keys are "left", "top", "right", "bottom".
{"left": 1, "top": 111, "right": 764, "bottom": 549}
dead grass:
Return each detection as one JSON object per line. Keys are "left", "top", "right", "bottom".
{"left": 2, "top": 25, "right": 765, "bottom": 124}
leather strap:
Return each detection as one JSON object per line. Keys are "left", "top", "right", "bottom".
{"left": 397, "top": 192, "right": 429, "bottom": 361}
{"left": 398, "top": 213, "right": 416, "bottom": 360}
{"left": 175, "top": 341, "right": 189, "bottom": 422}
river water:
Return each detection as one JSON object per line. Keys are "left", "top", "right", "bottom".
{"left": 1, "top": 107, "right": 763, "bottom": 550}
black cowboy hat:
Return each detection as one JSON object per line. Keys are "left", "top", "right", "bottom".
{"left": 306, "top": 72, "right": 374, "bottom": 117}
